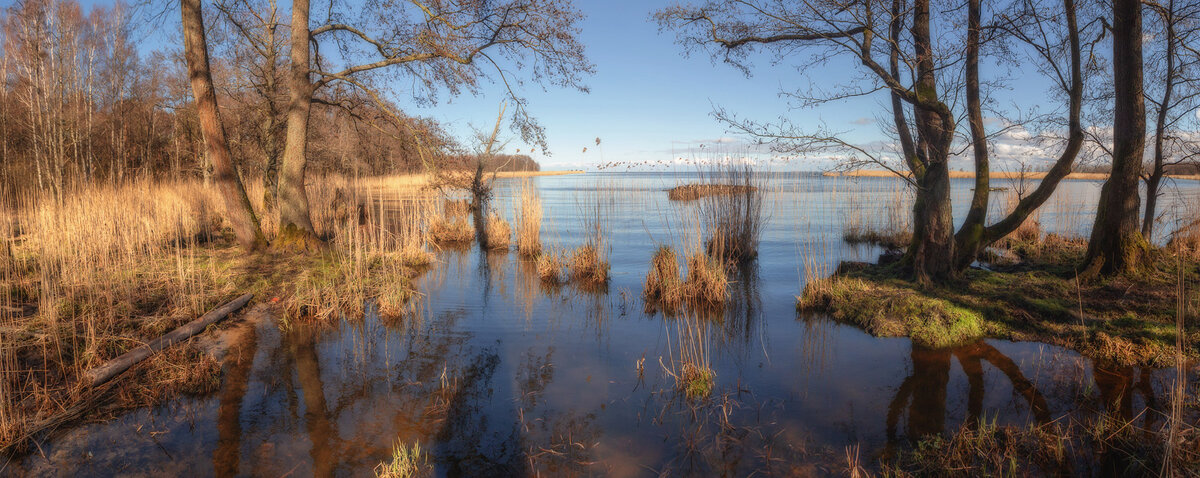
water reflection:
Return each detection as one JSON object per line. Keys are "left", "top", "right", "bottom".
{"left": 887, "top": 342, "right": 1051, "bottom": 444}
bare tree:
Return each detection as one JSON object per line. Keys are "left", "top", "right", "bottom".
{"left": 657, "top": 0, "right": 1085, "bottom": 283}
{"left": 273, "top": 0, "right": 594, "bottom": 250}
{"left": 1140, "top": 0, "right": 1200, "bottom": 241}
{"left": 1084, "top": 0, "right": 1148, "bottom": 276}
{"left": 213, "top": 0, "right": 287, "bottom": 215}
{"left": 181, "top": 0, "right": 267, "bottom": 250}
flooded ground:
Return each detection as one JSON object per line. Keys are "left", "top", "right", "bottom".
{"left": 11, "top": 172, "right": 1200, "bottom": 476}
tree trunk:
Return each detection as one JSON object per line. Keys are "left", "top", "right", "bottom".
{"left": 954, "top": 0, "right": 1084, "bottom": 269}
{"left": 904, "top": 0, "right": 956, "bottom": 283}
{"left": 180, "top": 0, "right": 266, "bottom": 250}
{"left": 276, "top": 0, "right": 322, "bottom": 250}
{"left": 1143, "top": 0, "right": 1176, "bottom": 241}
{"left": 1084, "top": 0, "right": 1149, "bottom": 276}
{"left": 954, "top": 0, "right": 989, "bottom": 269}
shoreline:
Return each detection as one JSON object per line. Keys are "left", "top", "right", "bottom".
{"left": 823, "top": 169, "right": 1200, "bottom": 181}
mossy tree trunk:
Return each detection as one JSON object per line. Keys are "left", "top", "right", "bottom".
{"left": 1085, "top": 0, "right": 1150, "bottom": 276}
{"left": 902, "top": 0, "right": 957, "bottom": 284}
{"left": 180, "top": 0, "right": 266, "bottom": 251}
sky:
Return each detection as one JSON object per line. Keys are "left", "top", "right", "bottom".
{"left": 86, "top": 0, "right": 1094, "bottom": 172}
{"left": 380, "top": 0, "right": 889, "bottom": 171}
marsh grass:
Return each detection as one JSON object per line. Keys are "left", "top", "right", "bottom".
{"left": 568, "top": 244, "right": 608, "bottom": 287}
{"left": 516, "top": 182, "right": 543, "bottom": 257}
{"left": 668, "top": 183, "right": 756, "bottom": 201}
{"left": 0, "top": 174, "right": 434, "bottom": 453}
{"left": 568, "top": 185, "right": 611, "bottom": 288}
{"left": 683, "top": 251, "right": 729, "bottom": 308}
{"left": 840, "top": 180, "right": 912, "bottom": 249}
{"left": 643, "top": 245, "right": 684, "bottom": 313}
{"left": 697, "top": 164, "right": 765, "bottom": 263}
{"left": 536, "top": 248, "right": 567, "bottom": 284}
{"left": 484, "top": 210, "right": 512, "bottom": 251}
{"left": 663, "top": 314, "right": 714, "bottom": 400}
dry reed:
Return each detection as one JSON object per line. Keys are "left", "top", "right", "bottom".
{"left": 569, "top": 244, "right": 608, "bottom": 287}
{"left": 536, "top": 249, "right": 567, "bottom": 284}
{"left": 684, "top": 251, "right": 729, "bottom": 307}
{"left": 516, "top": 183, "right": 543, "bottom": 257}
{"left": 697, "top": 164, "right": 764, "bottom": 262}
{"left": 484, "top": 211, "right": 512, "bottom": 250}
{"left": 643, "top": 245, "right": 684, "bottom": 312}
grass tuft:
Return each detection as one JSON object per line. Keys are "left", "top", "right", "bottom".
{"left": 375, "top": 440, "right": 431, "bottom": 478}
{"left": 516, "top": 183, "right": 543, "bottom": 257}
{"left": 569, "top": 244, "right": 609, "bottom": 287}
{"left": 484, "top": 211, "right": 512, "bottom": 251}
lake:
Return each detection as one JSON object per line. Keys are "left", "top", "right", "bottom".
{"left": 12, "top": 172, "right": 1199, "bottom": 476}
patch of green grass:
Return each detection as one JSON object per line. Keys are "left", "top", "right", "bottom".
{"left": 799, "top": 276, "right": 984, "bottom": 348}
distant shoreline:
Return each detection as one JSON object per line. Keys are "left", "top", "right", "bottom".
{"left": 823, "top": 169, "right": 1200, "bottom": 181}
{"left": 494, "top": 170, "right": 585, "bottom": 178}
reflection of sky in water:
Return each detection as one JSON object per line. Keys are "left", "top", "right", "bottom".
{"left": 14, "top": 173, "right": 1199, "bottom": 476}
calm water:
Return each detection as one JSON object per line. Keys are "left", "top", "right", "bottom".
{"left": 12, "top": 172, "right": 1200, "bottom": 476}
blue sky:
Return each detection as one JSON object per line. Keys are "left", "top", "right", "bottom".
{"left": 91, "top": 0, "right": 1084, "bottom": 172}
{"left": 387, "top": 0, "right": 884, "bottom": 170}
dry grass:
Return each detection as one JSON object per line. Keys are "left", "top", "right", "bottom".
{"left": 683, "top": 251, "right": 729, "bottom": 307}
{"left": 484, "top": 211, "right": 512, "bottom": 251}
{"left": 697, "top": 165, "right": 765, "bottom": 262}
{"left": 375, "top": 440, "right": 432, "bottom": 478}
{"left": 536, "top": 249, "right": 567, "bottom": 284}
{"left": 429, "top": 217, "right": 474, "bottom": 244}
{"left": 0, "top": 174, "right": 434, "bottom": 453}
{"left": 668, "top": 183, "right": 757, "bottom": 201}
{"left": 643, "top": 246, "right": 684, "bottom": 313}
{"left": 568, "top": 244, "right": 609, "bottom": 287}
{"left": 516, "top": 183, "right": 543, "bottom": 257}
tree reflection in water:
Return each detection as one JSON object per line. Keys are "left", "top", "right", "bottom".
{"left": 886, "top": 341, "right": 1051, "bottom": 445}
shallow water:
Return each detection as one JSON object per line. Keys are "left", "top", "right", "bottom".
{"left": 12, "top": 172, "right": 1200, "bottom": 476}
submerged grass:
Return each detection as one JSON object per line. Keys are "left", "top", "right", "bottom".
{"left": 375, "top": 440, "right": 432, "bottom": 478}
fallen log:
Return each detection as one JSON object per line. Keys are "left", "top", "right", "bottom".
{"left": 82, "top": 293, "right": 253, "bottom": 387}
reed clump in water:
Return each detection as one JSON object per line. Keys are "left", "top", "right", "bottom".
{"left": 428, "top": 197, "right": 474, "bottom": 245}
{"left": 643, "top": 246, "right": 684, "bottom": 312}
{"left": 484, "top": 211, "right": 512, "bottom": 251}
{"left": 664, "top": 315, "right": 714, "bottom": 400}
{"left": 569, "top": 244, "right": 609, "bottom": 287}
{"left": 698, "top": 164, "right": 765, "bottom": 263}
{"left": 668, "top": 183, "right": 757, "bottom": 201}
{"left": 536, "top": 249, "right": 567, "bottom": 284}
{"left": 516, "top": 184, "right": 543, "bottom": 257}
{"left": 683, "top": 251, "right": 729, "bottom": 307}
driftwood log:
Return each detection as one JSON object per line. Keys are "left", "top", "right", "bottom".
{"left": 82, "top": 293, "right": 253, "bottom": 387}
